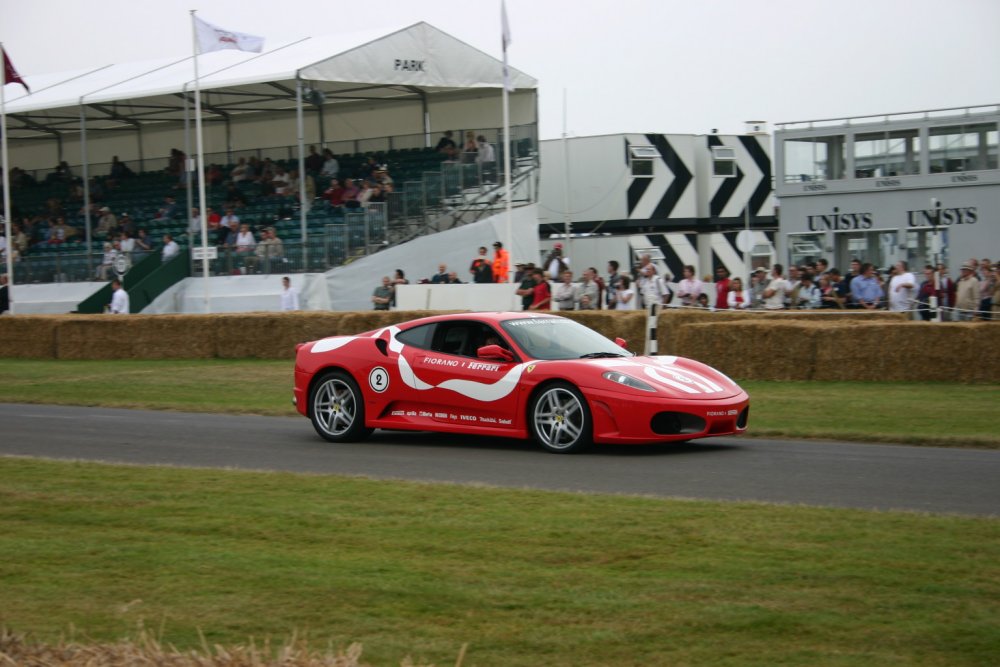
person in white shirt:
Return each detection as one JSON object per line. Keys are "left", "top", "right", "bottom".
{"left": 235, "top": 224, "right": 256, "bottom": 253}
{"left": 726, "top": 277, "right": 752, "bottom": 309}
{"left": 97, "top": 242, "right": 118, "bottom": 280}
{"left": 762, "top": 264, "right": 791, "bottom": 310}
{"left": 187, "top": 208, "right": 202, "bottom": 237}
{"left": 280, "top": 276, "right": 299, "bottom": 311}
{"left": 320, "top": 150, "right": 340, "bottom": 179}
{"left": 476, "top": 135, "right": 496, "bottom": 182}
{"left": 637, "top": 264, "right": 672, "bottom": 309}
{"left": 161, "top": 234, "right": 180, "bottom": 262}
{"left": 118, "top": 230, "right": 136, "bottom": 254}
{"left": 553, "top": 270, "right": 578, "bottom": 310}
{"left": 888, "top": 260, "right": 917, "bottom": 313}
{"left": 109, "top": 279, "right": 129, "bottom": 314}
{"left": 615, "top": 275, "right": 636, "bottom": 310}
{"left": 220, "top": 208, "right": 240, "bottom": 229}
{"left": 676, "top": 264, "right": 703, "bottom": 307}
{"left": 545, "top": 244, "right": 569, "bottom": 279}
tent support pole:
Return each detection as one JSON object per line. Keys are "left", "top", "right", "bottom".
{"left": 503, "top": 88, "right": 513, "bottom": 284}
{"left": 182, "top": 85, "right": 194, "bottom": 258}
{"left": 80, "top": 105, "right": 93, "bottom": 274}
{"left": 318, "top": 102, "right": 325, "bottom": 147}
{"left": 225, "top": 116, "right": 233, "bottom": 165}
{"left": 136, "top": 124, "right": 144, "bottom": 173}
{"left": 422, "top": 91, "right": 430, "bottom": 148}
{"left": 296, "top": 77, "right": 308, "bottom": 271}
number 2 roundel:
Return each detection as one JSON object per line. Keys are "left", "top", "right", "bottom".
{"left": 368, "top": 367, "right": 390, "bottom": 393}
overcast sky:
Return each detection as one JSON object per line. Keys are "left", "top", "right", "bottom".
{"left": 2, "top": 0, "right": 998, "bottom": 140}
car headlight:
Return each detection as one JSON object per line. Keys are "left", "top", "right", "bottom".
{"left": 602, "top": 371, "right": 656, "bottom": 392}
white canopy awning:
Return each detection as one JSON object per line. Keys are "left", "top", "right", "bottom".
{"left": 3, "top": 22, "right": 538, "bottom": 138}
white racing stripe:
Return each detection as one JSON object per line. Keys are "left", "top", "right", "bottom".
{"left": 438, "top": 364, "right": 527, "bottom": 402}
{"left": 643, "top": 367, "right": 702, "bottom": 394}
{"left": 310, "top": 336, "right": 357, "bottom": 353}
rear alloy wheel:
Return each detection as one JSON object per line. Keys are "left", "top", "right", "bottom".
{"left": 309, "top": 371, "right": 373, "bottom": 442}
{"left": 529, "top": 382, "right": 593, "bottom": 453}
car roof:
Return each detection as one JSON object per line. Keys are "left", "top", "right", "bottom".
{"left": 400, "top": 312, "right": 563, "bottom": 327}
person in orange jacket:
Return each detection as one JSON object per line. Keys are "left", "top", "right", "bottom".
{"left": 492, "top": 241, "right": 510, "bottom": 283}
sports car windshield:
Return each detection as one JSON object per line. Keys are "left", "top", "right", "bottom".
{"left": 501, "top": 317, "right": 634, "bottom": 361}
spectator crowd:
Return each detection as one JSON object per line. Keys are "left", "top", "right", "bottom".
{"left": 370, "top": 244, "right": 1000, "bottom": 322}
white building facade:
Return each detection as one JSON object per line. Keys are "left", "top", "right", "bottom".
{"left": 538, "top": 130, "right": 776, "bottom": 281}
{"left": 775, "top": 104, "right": 999, "bottom": 273}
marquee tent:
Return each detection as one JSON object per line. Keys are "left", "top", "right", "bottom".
{"left": 3, "top": 21, "right": 538, "bottom": 155}
{"left": 1, "top": 21, "right": 539, "bottom": 314}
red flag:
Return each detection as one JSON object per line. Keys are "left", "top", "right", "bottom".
{"left": 2, "top": 47, "right": 29, "bottom": 93}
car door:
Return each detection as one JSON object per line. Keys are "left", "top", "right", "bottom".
{"left": 406, "top": 320, "right": 523, "bottom": 430}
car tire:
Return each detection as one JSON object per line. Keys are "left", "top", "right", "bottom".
{"left": 529, "top": 382, "right": 593, "bottom": 453}
{"left": 309, "top": 371, "right": 373, "bottom": 443}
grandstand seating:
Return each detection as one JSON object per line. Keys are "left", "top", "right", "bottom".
{"left": 8, "top": 140, "right": 535, "bottom": 286}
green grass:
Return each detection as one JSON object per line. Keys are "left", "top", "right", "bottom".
{"left": 0, "top": 457, "right": 998, "bottom": 666}
{"left": 0, "top": 359, "right": 996, "bottom": 447}
{"left": 741, "top": 380, "right": 1000, "bottom": 448}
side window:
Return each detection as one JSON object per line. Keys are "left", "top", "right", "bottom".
{"left": 476, "top": 324, "right": 506, "bottom": 351}
{"left": 395, "top": 323, "right": 434, "bottom": 350}
{"left": 436, "top": 324, "right": 473, "bottom": 356}
{"left": 431, "top": 322, "right": 509, "bottom": 358}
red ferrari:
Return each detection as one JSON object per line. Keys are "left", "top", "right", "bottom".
{"left": 293, "top": 312, "right": 749, "bottom": 453}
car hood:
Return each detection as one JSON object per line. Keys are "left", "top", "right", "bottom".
{"left": 549, "top": 354, "right": 744, "bottom": 400}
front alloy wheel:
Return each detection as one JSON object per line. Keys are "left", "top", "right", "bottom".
{"left": 529, "top": 382, "right": 593, "bottom": 453}
{"left": 310, "top": 371, "right": 373, "bottom": 442}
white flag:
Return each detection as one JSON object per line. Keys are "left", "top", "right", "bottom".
{"left": 194, "top": 16, "right": 264, "bottom": 54}
{"left": 501, "top": 0, "right": 514, "bottom": 92}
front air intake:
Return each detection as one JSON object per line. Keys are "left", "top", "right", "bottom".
{"left": 650, "top": 412, "right": 706, "bottom": 436}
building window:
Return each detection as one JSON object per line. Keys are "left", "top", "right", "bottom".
{"left": 629, "top": 146, "right": 658, "bottom": 177}
{"left": 834, "top": 230, "right": 901, "bottom": 272}
{"left": 929, "top": 123, "right": 999, "bottom": 173}
{"left": 853, "top": 129, "right": 920, "bottom": 178}
{"left": 787, "top": 233, "right": 826, "bottom": 268}
{"left": 712, "top": 146, "right": 737, "bottom": 177}
{"left": 782, "top": 135, "right": 845, "bottom": 183}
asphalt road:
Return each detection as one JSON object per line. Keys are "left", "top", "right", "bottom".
{"left": 1, "top": 403, "right": 997, "bottom": 517}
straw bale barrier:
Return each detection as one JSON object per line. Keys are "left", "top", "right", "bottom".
{"left": 813, "top": 321, "right": 1000, "bottom": 383}
{"left": 0, "top": 311, "right": 648, "bottom": 361}
{"left": 673, "top": 320, "right": 1000, "bottom": 383}
{"left": 0, "top": 315, "right": 60, "bottom": 358}
{"left": 656, "top": 309, "right": 907, "bottom": 356}
{"left": 1, "top": 311, "right": 996, "bottom": 383}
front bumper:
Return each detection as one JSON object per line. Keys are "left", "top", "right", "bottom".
{"left": 585, "top": 387, "right": 750, "bottom": 444}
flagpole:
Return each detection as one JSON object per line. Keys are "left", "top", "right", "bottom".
{"left": 190, "top": 10, "right": 211, "bottom": 313}
{"left": 561, "top": 88, "right": 572, "bottom": 263}
{"left": 501, "top": 1, "right": 513, "bottom": 284}
{"left": 1, "top": 43, "right": 14, "bottom": 314}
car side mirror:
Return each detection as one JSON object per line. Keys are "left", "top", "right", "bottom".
{"left": 477, "top": 344, "right": 514, "bottom": 362}
{"left": 615, "top": 337, "right": 628, "bottom": 349}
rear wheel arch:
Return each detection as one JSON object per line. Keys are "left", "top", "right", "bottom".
{"left": 308, "top": 368, "right": 373, "bottom": 443}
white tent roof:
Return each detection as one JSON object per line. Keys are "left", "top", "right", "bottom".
{"left": 3, "top": 22, "right": 537, "bottom": 138}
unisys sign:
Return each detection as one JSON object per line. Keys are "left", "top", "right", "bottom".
{"left": 906, "top": 203, "right": 977, "bottom": 228}
{"left": 805, "top": 201, "right": 979, "bottom": 231}
{"left": 806, "top": 207, "right": 873, "bottom": 231}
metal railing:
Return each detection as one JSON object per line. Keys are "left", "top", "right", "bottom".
{"left": 12, "top": 123, "right": 540, "bottom": 183}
